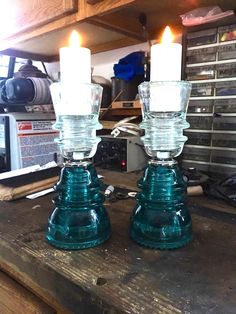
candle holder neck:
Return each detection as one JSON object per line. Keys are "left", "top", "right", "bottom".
{"left": 63, "top": 160, "right": 92, "bottom": 167}
{"left": 149, "top": 158, "right": 177, "bottom": 166}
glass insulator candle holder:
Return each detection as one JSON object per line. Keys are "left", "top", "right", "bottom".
{"left": 46, "top": 82, "right": 111, "bottom": 249}
{"left": 130, "top": 81, "right": 193, "bottom": 249}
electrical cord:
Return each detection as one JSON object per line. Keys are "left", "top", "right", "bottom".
{"left": 42, "top": 62, "right": 53, "bottom": 80}
{"left": 111, "top": 116, "right": 142, "bottom": 137}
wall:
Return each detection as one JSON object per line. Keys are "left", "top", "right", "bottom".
{"left": 47, "top": 42, "right": 150, "bottom": 82}
{"left": 91, "top": 33, "right": 184, "bottom": 79}
{"left": 91, "top": 42, "right": 150, "bottom": 81}
{"left": 47, "top": 32, "right": 182, "bottom": 82}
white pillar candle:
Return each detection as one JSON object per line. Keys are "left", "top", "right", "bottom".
{"left": 150, "top": 26, "right": 182, "bottom": 81}
{"left": 149, "top": 26, "right": 182, "bottom": 112}
{"left": 59, "top": 30, "right": 92, "bottom": 115}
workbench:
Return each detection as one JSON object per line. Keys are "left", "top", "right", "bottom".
{"left": 0, "top": 169, "right": 236, "bottom": 313}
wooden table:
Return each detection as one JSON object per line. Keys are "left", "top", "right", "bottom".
{"left": 0, "top": 169, "right": 236, "bottom": 313}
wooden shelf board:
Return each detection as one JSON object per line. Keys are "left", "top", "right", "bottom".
{"left": 109, "top": 108, "right": 141, "bottom": 116}
{"left": 1, "top": 0, "right": 236, "bottom": 58}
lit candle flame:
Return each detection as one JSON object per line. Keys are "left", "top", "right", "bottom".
{"left": 161, "top": 26, "right": 173, "bottom": 44}
{"left": 69, "top": 30, "right": 81, "bottom": 48}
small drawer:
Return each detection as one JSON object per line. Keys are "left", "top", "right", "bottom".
{"left": 213, "top": 116, "right": 236, "bottom": 131}
{"left": 186, "top": 46, "right": 217, "bottom": 64}
{"left": 212, "top": 133, "right": 236, "bottom": 148}
{"left": 216, "top": 63, "right": 236, "bottom": 79}
{"left": 219, "top": 24, "right": 236, "bottom": 42}
{"left": 188, "top": 99, "right": 214, "bottom": 114}
{"left": 187, "top": 28, "right": 217, "bottom": 47}
{"left": 215, "top": 81, "right": 236, "bottom": 96}
{"left": 187, "top": 116, "right": 213, "bottom": 130}
{"left": 211, "top": 149, "right": 236, "bottom": 165}
{"left": 184, "top": 131, "right": 212, "bottom": 146}
{"left": 191, "top": 82, "right": 214, "bottom": 97}
{"left": 186, "top": 65, "right": 215, "bottom": 80}
{"left": 215, "top": 99, "right": 236, "bottom": 113}
{"left": 183, "top": 147, "right": 210, "bottom": 162}
{"left": 218, "top": 43, "right": 236, "bottom": 61}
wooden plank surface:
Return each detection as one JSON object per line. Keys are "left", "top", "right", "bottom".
{"left": 0, "top": 0, "right": 77, "bottom": 41}
{"left": 0, "top": 271, "right": 55, "bottom": 314}
{"left": 0, "top": 170, "right": 236, "bottom": 313}
{"left": 0, "top": 167, "right": 60, "bottom": 201}
{"left": 1, "top": 0, "right": 236, "bottom": 57}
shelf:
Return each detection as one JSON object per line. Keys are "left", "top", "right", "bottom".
{"left": 187, "top": 39, "right": 236, "bottom": 50}
{"left": 187, "top": 59, "right": 236, "bottom": 67}
{"left": 100, "top": 120, "right": 117, "bottom": 129}
{"left": 186, "top": 59, "right": 236, "bottom": 68}
{"left": 108, "top": 108, "right": 141, "bottom": 116}
{"left": 187, "top": 113, "right": 236, "bottom": 116}
{"left": 0, "top": 22, "right": 139, "bottom": 62}
{"left": 184, "top": 18, "right": 236, "bottom": 176}
{"left": 186, "top": 129, "right": 236, "bottom": 134}
{"left": 190, "top": 95, "right": 236, "bottom": 99}
{"left": 189, "top": 78, "right": 236, "bottom": 84}
{"left": 1, "top": 0, "right": 236, "bottom": 60}
{"left": 182, "top": 159, "right": 236, "bottom": 168}
{"left": 185, "top": 144, "right": 236, "bottom": 151}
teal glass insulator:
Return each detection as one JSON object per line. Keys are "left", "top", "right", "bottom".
{"left": 46, "top": 162, "right": 111, "bottom": 249}
{"left": 130, "top": 81, "right": 193, "bottom": 249}
{"left": 46, "top": 82, "right": 111, "bottom": 249}
{"left": 130, "top": 160, "right": 193, "bottom": 249}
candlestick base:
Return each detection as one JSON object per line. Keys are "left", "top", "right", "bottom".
{"left": 46, "top": 162, "right": 111, "bottom": 249}
{"left": 130, "top": 160, "right": 193, "bottom": 249}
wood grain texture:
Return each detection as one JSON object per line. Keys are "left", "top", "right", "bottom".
{"left": 109, "top": 108, "right": 141, "bottom": 116}
{"left": 0, "top": 176, "right": 59, "bottom": 201}
{"left": 85, "top": 0, "right": 135, "bottom": 17}
{"left": 0, "top": 170, "right": 236, "bottom": 313}
{"left": 0, "top": 13, "right": 78, "bottom": 52}
{"left": 0, "top": 194, "right": 182, "bottom": 313}
{"left": 63, "top": 0, "right": 78, "bottom": 11}
{"left": 99, "top": 120, "right": 117, "bottom": 130}
{"left": 0, "top": 271, "right": 55, "bottom": 314}
{"left": 89, "top": 13, "right": 145, "bottom": 41}
{"left": 0, "top": 49, "right": 54, "bottom": 63}
{"left": 1, "top": 0, "right": 236, "bottom": 57}
{"left": 89, "top": 36, "right": 141, "bottom": 54}
{"left": 0, "top": 0, "right": 77, "bottom": 41}
{"left": 86, "top": 0, "right": 104, "bottom": 4}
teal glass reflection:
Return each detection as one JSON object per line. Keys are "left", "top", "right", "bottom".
{"left": 130, "top": 81, "right": 193, "bottom": 249}
{"left": 46, "top": 162, "right": 111, "bottom": 249}
{"left": 130, "top": 161, "right": 193, "bottom": 249}
{"left": 46, "top": 82, "right": 111, "bottom": 249}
